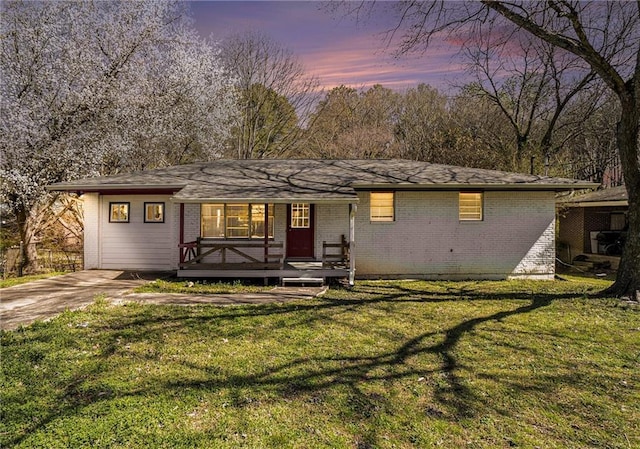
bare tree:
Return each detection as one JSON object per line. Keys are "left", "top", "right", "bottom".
{"left": 304, "top": 84, "right": 400, "bottom": 158}
{"left": 336, "top": 0, "right": 639, "bottom": 297}
{"left": 395, "top": 84, "right": 448, "bottom": 161}
{"left": 556, "top": 89, "right": 622, "bottom": 186}
{"left": 447, "top": 87, "right": 516, "bottom": 169}
{"left": 0, "top": 1, "right": 237, "bottom": 272}
{"left": 464, "top": 27, "right": 597, "bottom": 172}
{"left": 220, "top": 32, "right": 321, "bottom": 159}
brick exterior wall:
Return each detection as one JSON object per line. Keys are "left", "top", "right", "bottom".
{"left": 183, "top": 203, "right": 201, "bottom": 243}
{"left": 315, "top": 203, "right": 350, "bottom": 258}
{"left": 558, "top": 207, "right": 584, "bottom": 261}
{"left": 355, "top": 190, "right": 556, "bottom": 280}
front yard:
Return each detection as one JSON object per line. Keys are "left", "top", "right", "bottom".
{"left": 1, "top": 278, "right": 638, "bottom": 448}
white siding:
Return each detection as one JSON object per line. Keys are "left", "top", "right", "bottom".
{"left": 82, "top": 193, "right": 100, "bottom": 269}
{"left": 355, "top": 190, "right": 556, "bottom": 280}
{"left": 99, "top": 195, "right": 175, "bottom": 270}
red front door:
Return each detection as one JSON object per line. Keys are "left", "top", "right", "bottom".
{"left": 286, "top": 203, "right": 314, "bottom": 258}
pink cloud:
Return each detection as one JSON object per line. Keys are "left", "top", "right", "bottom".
{"left": 189, "top": 1, "right": 468, "bottom": 93}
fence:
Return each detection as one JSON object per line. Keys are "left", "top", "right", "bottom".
{"left": 2, "top": 243, "right": 83, "bottom": 278}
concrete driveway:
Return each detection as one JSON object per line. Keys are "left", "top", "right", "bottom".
{"left": 0, "top": 270, "right": 164, "bottom": 331}
{"left": 0, "top": 270, "right": 325, "bottom": 331}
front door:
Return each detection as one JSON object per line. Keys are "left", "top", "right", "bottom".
{"left": 286, "top": 203, "right": 314, "bottom": 259}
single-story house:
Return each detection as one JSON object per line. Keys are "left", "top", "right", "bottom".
{"left": 48, "top": 159, "right": 596, "bottom": 284}
{"left": 557, "top": 185, "right": 629, "bottom": 263}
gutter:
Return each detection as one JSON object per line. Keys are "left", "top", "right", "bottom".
{"left": 171, "top": 197, "right": 359, "bottom": 205}
{"left": 46, "top": 183, "right": 186, "bottom": 192}
{"left": 352, "top": 182, "right": 599, "bottom": 192}
{"left": 559, "top": 200, "right": 629, "bottom": 208}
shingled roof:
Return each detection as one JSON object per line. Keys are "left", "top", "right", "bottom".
{"left": 48, "top": 159, "right": 598, "bottom": 203}
{"left": 558, "top": 185, "right": 628, "bottom": 206}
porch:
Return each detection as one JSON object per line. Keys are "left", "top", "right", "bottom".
{"left": 177, "top": 237, "right": 352, "bottom": 284}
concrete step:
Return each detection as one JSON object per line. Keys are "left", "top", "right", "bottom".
{"left": 281, "top": 277, "right": 324, "bottom": 286}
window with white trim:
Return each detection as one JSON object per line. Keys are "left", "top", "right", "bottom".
{"left": 459, "top": 192, "right": 483, "bottom": 221}
{"left": 201, "top": 203, "right": 274, "bottom": 238}
{"left": 370, "top": 192, "right": 394, "bottom": 222}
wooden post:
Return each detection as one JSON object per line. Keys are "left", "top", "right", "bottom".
{"left": 179, "top": 203, "right": 185, "bottom": 264}
{"left": 349, "top": 203, "right": 356, "bottom": 286}
{"left": 264, "top": 203, "right": 269, "bottom": 263}
{"left": 179, "top": 203, "right": 185, "bottom": 245}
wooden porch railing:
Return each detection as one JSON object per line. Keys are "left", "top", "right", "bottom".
{"left": 179, "top": 238, "right": 284, "bottom": 270}
{"left": 322, "top": 234, "right": 349, "bottom": 268}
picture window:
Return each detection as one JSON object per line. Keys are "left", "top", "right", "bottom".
{"left": 201, "top": 203, "right": 274, "bottom": 238}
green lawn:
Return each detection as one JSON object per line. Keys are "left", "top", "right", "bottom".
{"left": 134, "top": 278, "right": 271, "bottom": 294}
{"left": 0, "top": 272, "right": 66, "bottom": 289}
{"left": 1, "top": 278, "right": 638, "bottom": 448}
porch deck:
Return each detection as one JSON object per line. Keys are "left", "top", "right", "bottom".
{"left": 177, "top": 238, "right": 351, "bottom": 284}
{"left": 177, "top": 261, "right": 349, "bottom": 283}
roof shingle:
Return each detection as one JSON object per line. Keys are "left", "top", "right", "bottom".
{"left": 48, "top": 159, "right": 598, "bottom": 202}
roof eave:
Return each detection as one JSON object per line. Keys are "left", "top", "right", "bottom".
{"left": 560, "top": 200, "right": 629, "bottom": 208}
{"left": 171, "top": 197, "right": 359, "bottom": 204}
{"left": 46, "top": 184, "right": 185, "bottom": 192}
{"left": 352, "top": 182, "right": 599, "bottom": 191}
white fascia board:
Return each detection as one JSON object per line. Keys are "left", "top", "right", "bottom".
{"left": 46, "top": 184, "right": 185, "bottom": 192}
{"left": 170, "top": 197, "right": 359, "bottom": 204}
{"left": 560, "top": 200, "right": 629, "bottom": 208}
{"left": 352, "top": 182, "right": 599, "bottom": 191}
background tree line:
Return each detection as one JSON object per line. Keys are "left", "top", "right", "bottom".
{"left": 224, "top": 30, "right": 622, "bottom": 188}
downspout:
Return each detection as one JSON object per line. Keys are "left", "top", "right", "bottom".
{"left": 349, "top": 203, "right": 357, "bottom": 286}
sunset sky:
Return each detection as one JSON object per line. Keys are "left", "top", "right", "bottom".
{"left": 188, "top": 1, "right": 466, "bottom": 92}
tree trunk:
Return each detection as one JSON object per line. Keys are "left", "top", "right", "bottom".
{"left": 609, "top": 187, "right": 640, "bottom": 298}
{"left": 17, "top": 208, "right": 40, "bottom": 274}
{"left": 604, "top": 91, "right": 640, "bottom": 298}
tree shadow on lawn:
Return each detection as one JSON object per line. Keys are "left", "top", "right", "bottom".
{"left": 5, "top": 286, "right": 591, "bottom": 447}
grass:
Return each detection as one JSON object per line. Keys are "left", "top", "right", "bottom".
{"left": 134, "top": 278, "right": 272, "bottom": 294}
{"left": 0, "top": 272, "right": 66, "bottom": 288}
{"left": 1, "top": 277, "right": 638, "bottom": 448}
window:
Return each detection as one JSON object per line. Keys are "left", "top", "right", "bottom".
{"left": 251, "top": 204, "right": 274, "bottom": 238}
{"left": 109, "top": 202, "right": 129, "bottom": 223}
{"left": 202, "top": 204, "right": 225, "bottom": 238}
{"left": 290, "top": 203, "right": 310, "bottom": 228}
{"left": 370, "top": 192, "right": 394, "bottom": 222}
{"left": 201, "top": 203, "right": 274, "bottom": 238}
{"left": 459, "top": 192, "right": 483, "bottom": 221}
{"left": 226, "top": 204, "right": 250, "bottom": 237}
{"left": 144, "top": 202, "right": 164, "bottom": 223}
